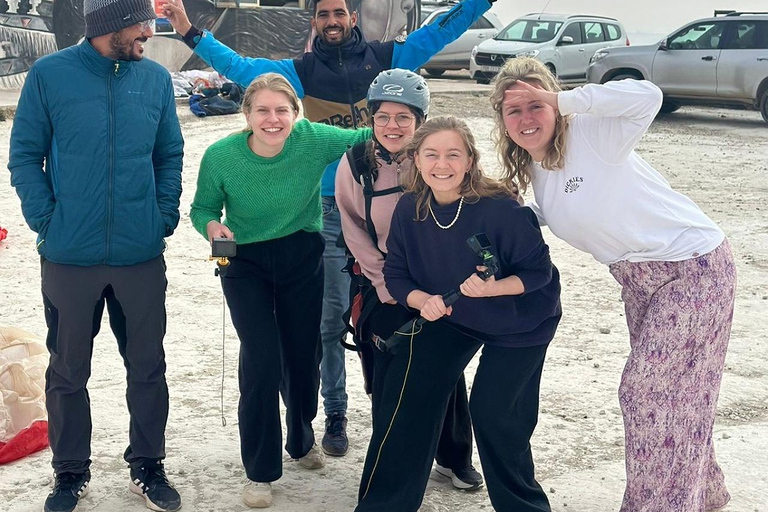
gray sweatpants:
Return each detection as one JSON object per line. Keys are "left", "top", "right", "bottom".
{"left": 41, "top": 256, "right": 169, "bottom": 474}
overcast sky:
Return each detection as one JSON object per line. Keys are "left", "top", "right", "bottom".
{"left": 488, "top": 0, "right": 767, "bottom": 41}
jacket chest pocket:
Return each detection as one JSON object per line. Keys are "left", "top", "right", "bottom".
{"left": 116, "top": 97, "right": 163, "bottom": 158}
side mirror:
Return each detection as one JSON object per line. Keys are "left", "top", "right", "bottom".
{"left": 659, "top": 38, "right": 669, "bottom": 51}
{"left": 558, "top": 35, "right": 574, "bottom": 46}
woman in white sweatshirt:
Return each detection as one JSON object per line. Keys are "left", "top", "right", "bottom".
{"left": 489, "top": 57, "right": 735, "bottom": 512}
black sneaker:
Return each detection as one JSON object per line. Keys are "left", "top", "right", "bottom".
{"left": 435, "top": 463, "right": 484, "bottom": 491}
{"left": 129, "top": 460, "right": 182, "bottom": 511}
{"left": 321, "top": 412, "right": 349, "bottom": 456}
{"left": 44, "top": 470, "right": 90, "bottom": 512}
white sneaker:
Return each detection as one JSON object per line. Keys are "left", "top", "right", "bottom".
{"left": 242, "top": 481, "right": 272, "bottom": 508}
{"left": 297, "top": 444, "right": 326, "bottom": 470}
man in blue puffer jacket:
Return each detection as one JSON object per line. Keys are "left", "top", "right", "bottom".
{"left": 8, "top": 1, "right": 183, "bottom": 511}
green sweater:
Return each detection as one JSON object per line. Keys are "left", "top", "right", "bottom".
{"left": 191, "top": 119, "right": 371, "bottom": 244}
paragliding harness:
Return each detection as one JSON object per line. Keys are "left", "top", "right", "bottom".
{"left": 338, "top": 142, "right": 403, "bottom": 392}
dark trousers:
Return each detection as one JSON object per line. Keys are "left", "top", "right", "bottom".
{"left": 368, "top": 303, "right": 473, "bottom": 471}
{"left": 356, "top": 320, "right": 551, "bottom": 512}
{"left": 221, "top": 230, "right": 324, "bottom": 482}
{"left": 41, "top": 256, "right": 169, "bottom": 474}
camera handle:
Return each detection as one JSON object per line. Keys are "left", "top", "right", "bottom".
{"left": 208, "top": 255, "right": 231, "bottom": 277}
{"left": 208, "top": 236, "right": 237, "bottom": 427}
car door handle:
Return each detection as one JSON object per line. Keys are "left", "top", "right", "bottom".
{"left": 578, "top": 48, "right": 585, "bottom": 52}
{"left": 758, "top": 57, "right": 768, "bottom": 61}
{"left": 478, "top": 34, "right": 486, "bottom": 38}
{"left": 701, "top": 55, "right": 715, "bottom": 61}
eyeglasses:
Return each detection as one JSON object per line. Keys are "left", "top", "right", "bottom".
{"left": 139, "top": 19, "right": 156, "bottom": 32}
{"left": 372, "top": 112, "right": 416, "bottom": 128}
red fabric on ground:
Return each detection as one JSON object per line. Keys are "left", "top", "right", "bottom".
{"left": 0, "top": 420, "right": 49, "bottom": 464}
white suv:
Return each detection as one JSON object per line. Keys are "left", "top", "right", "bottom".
{"left": 469, "top": 13, "right": 629, "bottom": 84}
{"left": 587, "top": 12, "right": 768, "bottom": 123}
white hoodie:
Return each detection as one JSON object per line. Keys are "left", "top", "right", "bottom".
{"left": 529, "top": 80, "right": 723, "bottom": 265}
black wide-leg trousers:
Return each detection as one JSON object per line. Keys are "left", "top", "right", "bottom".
{"left": 368, "top": 303, "right": 473, "bottom": 472}
{"left": 221, "top": 230, "right": 324, "bottom": 482}
{"left": 356, "top": 319, "right": 551, "bottom": 512}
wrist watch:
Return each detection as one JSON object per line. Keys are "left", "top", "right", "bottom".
{"left": 183, "top": 26, "right": 203, "bottom": 49}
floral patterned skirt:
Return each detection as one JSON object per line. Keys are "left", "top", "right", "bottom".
{"left": 609, "top": 240, "right": 736, "bottom": 512}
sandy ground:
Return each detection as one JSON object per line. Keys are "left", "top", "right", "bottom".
{"left": 1, "top": 84, "right": 767, "bottom": 512}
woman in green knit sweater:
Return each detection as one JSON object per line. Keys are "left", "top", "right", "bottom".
{"left": 190, "top": 73, "right": 370, "bottom": 509}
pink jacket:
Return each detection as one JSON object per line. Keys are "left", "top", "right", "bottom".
{"left": 335, "top": 149, "right": 410, "bottom": 304}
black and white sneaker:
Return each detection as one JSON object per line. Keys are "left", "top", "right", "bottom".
{"left": 44, "top": 470, "right": 90, "bottom": 512}
{"left": 129, "top": 460, "right": 182, "bottom": 511}
{"left": 435, "top": 463, "right": 484, "bottom": 491}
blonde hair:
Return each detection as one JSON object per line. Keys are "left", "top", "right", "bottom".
{"left": 490, "top": 57, "right": 570, "bottom": 194}
{"left": 242, "top": 72, "right": 301, "bottom": 121}
{"left": 403, "top": 116, "right": 512, "bottom": 220}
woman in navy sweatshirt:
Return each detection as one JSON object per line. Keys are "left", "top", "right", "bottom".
{"left": 355, "top": 116, "right": 561, "bottom": 512}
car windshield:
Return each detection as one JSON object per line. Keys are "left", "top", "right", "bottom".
{"left": 495, "top": 19, "right": 563, "bottom": 42}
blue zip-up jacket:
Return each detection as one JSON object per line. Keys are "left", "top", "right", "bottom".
{"left": 8, "top": 40, "right": 184, "bottom": 266}
{"left": 187, "top": 0, "right": 492, "bottom": 195}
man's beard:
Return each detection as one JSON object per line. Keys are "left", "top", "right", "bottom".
{"left": 318, "top": 25, "right": 352, "bottom": 45}
{"left": 109, "top": 33, "right": 145, "bottom": 61}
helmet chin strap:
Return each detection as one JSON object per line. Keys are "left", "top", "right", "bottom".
{"left": 371, "top": 135, "right": 395, "bottom": 164}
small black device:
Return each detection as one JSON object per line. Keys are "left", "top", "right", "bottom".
{"left": 466, "top": 233, "right": 500, "bottom": 279}
{"left": 210, "top": 237, "right": 236, "bottom": 277}
{"left": 211, "top": 237, "right": 237, "bottom": 258}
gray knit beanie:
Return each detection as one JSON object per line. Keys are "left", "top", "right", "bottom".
{"left": 84, "top": 0, "right": 156, "bottom": 38}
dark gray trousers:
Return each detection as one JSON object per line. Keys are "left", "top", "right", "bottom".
{"left": 41, "top": 256, "right": 169, "bottom": 474}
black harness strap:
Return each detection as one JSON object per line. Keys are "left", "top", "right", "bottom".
{"left": 340, "top": 141, "right": 404, "bottom": 353}
{"left": 345, "top": 142, "right": 403, "bottom": 257}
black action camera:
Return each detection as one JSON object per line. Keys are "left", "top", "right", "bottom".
{"left": 211, "top": 237, "right": 237, "bottom": 258}
{"left": 466, "top": 233, "right": 500, "bottom": 280}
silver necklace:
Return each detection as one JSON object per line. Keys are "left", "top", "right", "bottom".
{"left": 429, "top": 197, "right": 464, "bottom": 230}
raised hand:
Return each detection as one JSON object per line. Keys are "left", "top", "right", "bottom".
{"left": 161, "top": 0, "right": 193, "bottom": 36}
{"left": 503, "top": 80, "right": 559, "bottom": 111}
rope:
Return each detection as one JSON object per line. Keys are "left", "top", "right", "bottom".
{"left": 361, "top": 318, "right": 420, "bottom": 499}
{"left": 220, "top": 292, "right": 227, "bottom": 427}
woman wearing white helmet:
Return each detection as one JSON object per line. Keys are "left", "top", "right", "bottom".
{"left": 335, "top": 68, "right": 483, "bottom": 492}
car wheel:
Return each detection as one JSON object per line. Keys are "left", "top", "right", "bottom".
{"left": 545, "top": 64, "right": 557, "bottom": 77}
{"left": 610, "top": 73, "right": 642, "bottom": 81}
{"left": 659, "top": 100, "right": 681, "bottom": 114}
{"left": 761, "top": 90, "right": 768, "bottom": 124}
{"left": 424, "top": 68, "right": 446, "bottom": 77}
{"left": 476, "top": 78, "right": 491, "bottom": 85}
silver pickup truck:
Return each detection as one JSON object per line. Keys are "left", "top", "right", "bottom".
{"left": 587, "top": 11, "right": 768, "bottom": 124}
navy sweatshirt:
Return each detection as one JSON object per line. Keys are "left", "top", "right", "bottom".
{"left": 384, "top": 194, "right": 562, "bottom": 347}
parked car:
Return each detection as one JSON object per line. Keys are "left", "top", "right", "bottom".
{"left": 419, "top": 0, "right": 505, "bottom": 77}
{"left": 587, "top": 11, "right": 768, "bottom": 123}
{"left": 469, "top": 13, "right": 629, "bottom": 84}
